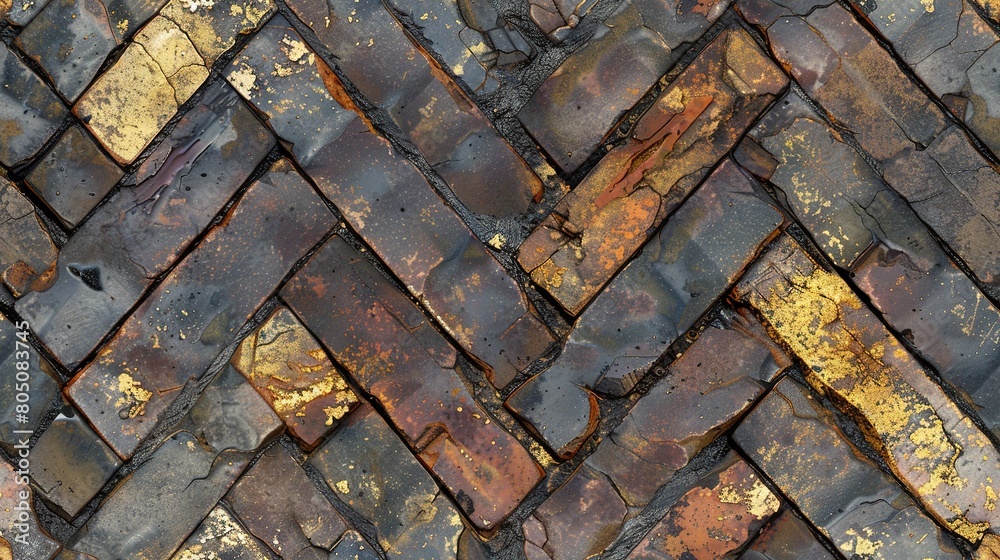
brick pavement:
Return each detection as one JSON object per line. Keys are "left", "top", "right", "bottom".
{"left": 1, "top": 0, "right": 1000, "bottom": 558}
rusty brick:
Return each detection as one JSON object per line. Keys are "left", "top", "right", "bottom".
{"left": 522, "top": 465, "right": 627, "bottom": 560}
{"left": 66, "top": 159, "right": 332, "bottom": 459}
{"left": 308, "top": 402, "right": 466, "bottom": 558}
{"left": 735, "top": 234, "right": 1000, "bottom": 544}
{"left": 734, "top": 377, "right": 962, "bottom": 558}
{"left": 740, "top": 511, "right": 836, "bottom": 560}
{"left": 585, "top": 308, "right": 787, "bottom": 507}
{"left": 64, "top": 365, "right": 282, "bottom": 559}
{"left": 517, "top": 0, "right": 734, "bottom": 173}
{"left": 518, "top": 28, "right": 786, "bottom": 314}
{"left": 227, "top": 444, "right": 349, "bottom": 559}
{"left": 30, "top": 401, "right": 122, "bottom": 519}
{"left": 283, "top": 236, "right": 544, "bottom": 529}
{"left": 283, "top": 0, "right": 542, "bottom": 217}
{"left": 0, "top": 458, "right": 61, "bottom": 559}
{"left": 227, "top": 16, "right": 556, "bottom": 388}
{"left": 172, "top": 506, "right": 271, "bottom": 560}
{"left": 507, "top": 159, "right": 782, "bottom": 458}
{"left": 626, "top": 454, "right": 780, "bottom": 559}
{"left": 739, "top": 0, "right": 1000, "bottom": 290}
{"left": 17, "top": 81, "right": 274, "bottom": 368}
{"left": 0, "top": 175, "right": 58, "bottom": 297}
{"left": 25, "top": 126, "right": 123, "bottom": 228}
{"left": 741, "top": 90, "right": 1000, "bottom": 438}
{"left": 0, "top": 43, "right": 67, "bottom": 168}
{"left": 528, "top": 0, "right": 598, "bottom": 40}
{"left": 231, "top": 307, "right": 359, "bottom": 449}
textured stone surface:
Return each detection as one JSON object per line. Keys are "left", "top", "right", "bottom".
{"left": 0, "top": 43, "right": 67, "bottom": 168}
{"left": 283, "top": 236, "right": 543, "bottom": 529}
{"left": 0, "top": 175, "right": 58, "bottom": 297}
{"left": 518, "top": 29, "right": 786, "bottom": 313}
{"left": 172, "top": 506, "right": 272, "bottom": 560}
{"left": 508, "top": 160, "right": 782, "bottom": 458}
{"left": 232, "top": 307, "right": 358, "bottom": 449}
{"left": 18, "top": 81, "right": 274, "bottom": 369}
{"left": 740, "top": 511, "right": 836, "bottom": 560}
{"left": 736, "top": 235, "right": 1000, "bottom": 544}
{"left": 308, "top": 403, "right": 466, "bottom": 559}
{"left": 735, "top": 378, "right": 962, "bottom": 558}
{"left": 0, "top": 459, "right": 61, "bottom": 560}
{"left": 25, "top": 126, "right": 123, "bottom": 227}
{"left": 0, "top": 311, "right": 60, "bottom": 454}
{"left": 66, "top": 160, "right": 332, "bottom": 459}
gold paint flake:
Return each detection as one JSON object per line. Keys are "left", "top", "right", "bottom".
{"left": 115, "top": 372, "right": 153, "bottom": 418}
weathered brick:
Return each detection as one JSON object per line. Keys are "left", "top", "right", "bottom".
{"left": 508, "top": 159, "right": 783, "bottom": 458}
{"left": 308, "top": 402, "right": 466, "bottom": 558}
{"left": 734, "top": 377, "right": 962, "bottom": 558}
{"left": 0, "top": 176, "right": 58, "bottom": 297}
{"left": 626, "top": 454, "right": 780, "bottom": 559}
{"left": 227, "top": 17, "right": 556, "bottom": 388}
{"left": 0, "top": 458, "right": 61, "bottom": 559}
{"left": 0, "top": 43, "right": 67, "bottom": 167}
{"left": 66, "top": 159, "right": 332, "bottom": 459}
{"left": 517, "top": 0, "right": 733, "bottom": 172}
{"left": 231, "top": 307, "right": 359, "bottom": 449}
{"left": 0, "top": 311, "right": 60, "bottom": 455}
{"left": 739, "top": 511, "right": 836, "bottom": 560}
{"left": 282, "top": 1, "right": 542, "bottom": 217}
{"left": 63, "top": 365, "right": 282, "bottom": 559}
{"left": 25, "top": 126, "right": 123, "bottom": 228}
{"left": 519, "top": 29, "right": 786, "bottom": 314}
{"left": 172, "top": 506, "right": 271, "bottom": 560}
{"left": 227, "top": 444, "right": 349, "bottom": 559}
{"left": 735, "top": 235, "right": 1000, "bottom": 544}
{"left": 283, "top": 236, "right": 544, "bottom": 529}
{"left": 17, "top": 81, "right": 274, "bottom": 368}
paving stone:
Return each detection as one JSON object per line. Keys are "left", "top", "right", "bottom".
{"left": 5, "top": 0, "right": 51, "bottom": 26}
{"left": 518, "top": 29, "right": 786, "bottom": 313}
{"left": 742, "top": 90, "right": 1000, "bottom": 438}
{"left": 25, "top": 126, "right": 123, "bottom": 228}
{"left": 0, "top": 175, "right": 58, "bottom": 297}
{"left": 75, "top": 14, "right": 210, "bottom": 163}
{"left": 30, "top": 401, "right": 122, "bottom": 519}
{"left": 15, "top": 0, "right": 119, "bottom": 101}
{"left": 157, "top": 0, "right": 276, "bottom": 64}
{"left": 65, "top": 364, "right": 282, "bottom": 559}
{"left": 308, "top": 402, "right": 465, "bottom": 559}
{"left": 626, "top": 453, "right": 780, "bottom": 559}
{"left": 585, "top": 308, "right": 787, "bottom": 506}
{"left": 735, "top": 234, "right": 1000, "bottom": 544}
{"left": 227, "top": 16, "right": 555, "bottom": 386}
{"left": 517, "top": 0, "right": 734, "bottom": 173}
{"left": 528, "top": 0, "right": 598, "bottom": 40}
{"left": 227, "top": 444, "right": 349, "bottom": 559}
{"left": 739, "top": 511, "right": 836, "bottom": 560}
{"left": 328, "top": 531, "right": 379, "bottom": 560}
{"left": 172, "top": 506, "right": 272, "bottom": 560}
{"left": 281, "top": 2, "right": 542, "bottom": 217}
{"left": 17, "top": 82, "right": 274, "bottom": 368}
{"left": 385, "top": 0, "right": 533, "bottom": 93}
{"left": 0, "top": 455, "right": 62, "bottom": 559}
{"left": 0, "top": 311, "right": 60, "bottom": 455}
{"left": 847, "top": 0, "right": 1000, "bottom": 157}
{"left": 523, "top": 464, "right": 626, "bottom": 560}
{"left": 739, "top": 0, "right": 1000, "bottom": 290}
{"left": 231, "top": 307, "right": 358, "bottom": 450}
{"left": 283, "top": 236, "right": 544, "bottom": 529}
{"left": 507, "top": 159, "right": 783, "bottom": 458}
{"left": 66, "top": 159, "right": 332, "bottom": 459}
{"left": 0, "top": 43, "right": 67, "bottom": 169}
{"left": 734, "top": 377, "right": 962, "bottom": 559}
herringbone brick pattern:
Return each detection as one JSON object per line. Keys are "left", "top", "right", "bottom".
{"left": 1, "top": 0, "right": 1000, "bottom": 557}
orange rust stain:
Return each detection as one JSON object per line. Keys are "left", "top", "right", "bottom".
{"left": 594, "top": 96, "right": 713, "bottom": 209}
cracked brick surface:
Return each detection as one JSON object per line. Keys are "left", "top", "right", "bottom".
{"left": 4, "top": 0, "right": 1000, "bottom": 558}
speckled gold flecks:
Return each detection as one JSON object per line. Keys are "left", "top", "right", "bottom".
{"left": 115, "top": 371, "right": 153, "bottom": 419}
{"left": 737, "top": 236, "right": 1000, "bottom": 543}
{"left": 232, "top": 307, "right": 358, "bottom": 447}
{"left": 160, "top": 0, "right": 276, "bottom": 64}
{"left": 976, "top": 534, "right": 1000, "bottom": 560}
{"left": 173, "top": 507, "right": 263, "bottom": 560}
{"left": 75, "top": 15, "right": 209, "bottom": 163}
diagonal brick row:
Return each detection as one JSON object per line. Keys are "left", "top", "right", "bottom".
{"left": 4, "top": 0, "right": 1000, "bottom": 558}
